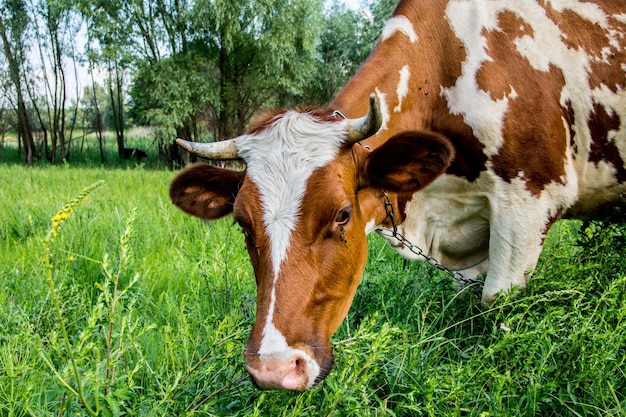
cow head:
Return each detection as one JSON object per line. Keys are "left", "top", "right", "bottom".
{"left": 169, "top": 96, "right": 454, "bottom": 390}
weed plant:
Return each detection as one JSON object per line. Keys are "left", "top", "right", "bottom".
{"left": 0, "top": 164, "right": 624, "bottom": 416}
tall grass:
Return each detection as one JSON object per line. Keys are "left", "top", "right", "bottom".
{"left": 1, "top": 163, "right": 624, "bottom": 416}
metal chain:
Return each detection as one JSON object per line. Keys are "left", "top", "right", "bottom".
{"left": 376, "top": 193, "right": 484, "bottom": 290}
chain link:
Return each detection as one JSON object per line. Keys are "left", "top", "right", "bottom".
{"left": 376, "top": 193, "right": 484, "bottom": 290}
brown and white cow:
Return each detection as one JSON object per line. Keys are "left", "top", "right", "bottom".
{"left": 169, "top": 0, "right": 626, "bottom": 391}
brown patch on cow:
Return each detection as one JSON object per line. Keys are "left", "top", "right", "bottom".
{"left": 543, "top": 2, "right": 626, "bottom": 93}
{"left": 587, "top": 23, "right": 626, "bottom": 93}
{"left": 588, "top": 102, "right": 626, "bottom": 183}
{"left": 545, "top": 6, "right": 607, "bottom": 58}
{"left": 562, "top": 100, "right": 577, "bottom": 154}
{"left": 476, "top": 12, "right": 533, "bottom": 101}
{"left": 478, "top": 14, "right": 568, "bottom": 195}
{"left": 232, "top": 179, "right": 274, "bottom": 353}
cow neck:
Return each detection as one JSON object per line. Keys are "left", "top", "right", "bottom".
{"left": 376, "top": 192, "right": 485, "bottom": 291}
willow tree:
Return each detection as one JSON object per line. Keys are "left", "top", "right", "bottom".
{"left": 27, "top": 0, "right": 82, "bottom": 163}
{"left": 128, "top": 0, "right": 325, "bottom": 151}
{"left": 77, "top": 0, "right": 138, "bottom": 157}
{"left": 0, "top": 0, "right": 35, "bottom": 164}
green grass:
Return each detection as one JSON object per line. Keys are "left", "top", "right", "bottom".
{"left": 1, "top": 129, "right": 166, "bottom": 170}
{"left": 1, "top": 163, "right": 625, "bottom": 416}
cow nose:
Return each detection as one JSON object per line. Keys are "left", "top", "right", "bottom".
{"left": 245, "top": 354, "right": 314, "bottom": 391}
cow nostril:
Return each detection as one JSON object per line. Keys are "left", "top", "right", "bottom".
{"left": 293, "top": 357, "right": 305, "bottom": 373}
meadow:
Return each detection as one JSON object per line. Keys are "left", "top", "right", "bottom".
{"left": 1, "top": 156, "right": 625, "bottom": 415}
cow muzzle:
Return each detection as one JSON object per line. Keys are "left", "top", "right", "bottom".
{"left": 244, "top": 349, "right": 330, "bottom": 391}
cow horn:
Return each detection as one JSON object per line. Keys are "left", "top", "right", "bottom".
{"left": 345, "top": 94, "right": 383, "bottom": 144}
{"left": 176, "top": 138, "right": 240, "bottom": 160}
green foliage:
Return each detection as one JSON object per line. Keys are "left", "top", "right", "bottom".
{"left": 130, "top": 53, "right": 217, "bottom": 132}
{"left": 1, "top": 165, "right": 625, "bottom": 415}
{"left": 79, "top": 83, "right": 111, "bottom": 131}
{"left": 126, "top": 0, "right": 326, "bottom": 143}
{"left": 5, "top": 0, "right": 384, "bottom": 165}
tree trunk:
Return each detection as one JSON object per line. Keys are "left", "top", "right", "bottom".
{"left": 0, "top": 16, "right": 35, "bottom": 165}
{"left": 90, "top": 67, "right": 105, "bottom": 163}
{"left": 108, "top": 61, "right": 125, "bottom": 156}
{"left": 217, "top": 26, "right": 237, "bottom": 141}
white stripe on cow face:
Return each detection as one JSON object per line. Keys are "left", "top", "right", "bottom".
{"left": 235, "top": 112, "right": 347, "bottom": 360}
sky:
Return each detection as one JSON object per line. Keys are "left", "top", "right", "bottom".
{"left": 339, "top": 0, "right": 363, "bottom": 9}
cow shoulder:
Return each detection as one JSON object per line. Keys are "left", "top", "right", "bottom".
{"left": 364, "top": 131, "right": 454, "bottom": 193}
{"left": 169, "top": 163, "right": 244, "bottom": 220}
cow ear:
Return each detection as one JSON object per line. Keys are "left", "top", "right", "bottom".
{"left": 363, "top": 131, "right": 454, "bottom": 193}
{"left": 169, "top": 163, "right": 244, "bottom": 220}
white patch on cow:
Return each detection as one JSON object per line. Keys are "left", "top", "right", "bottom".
{"left": 483, "top": 164, "right": 579, "bottom": 301}
{"left": 375, "top": 88, "right": 390, "bottom": 131}
{"left": 572, "top": 154, "right": 626, "bottom": 217}
{"left": 442, "top": 2, "right": 510, "bottom": 156}
{"left": 393, "top": 173, "right": 491, "bottom": 269}
{"left": 364, "top": 219, "right": 378, "bottom": 234}
{"left": 592, "top": 84, "right": 626, "bottom": 161}
{"left": 549, "top": 0, "right": 607, "bottom": 25}
{"left": 235, "top": 111, "right": 347, "bottom": 382}
{"left": 394, "top": 65, "right": 411, "bottom": 113}
{"left": 382, "top": 15, "right": 418, "bottom": 43}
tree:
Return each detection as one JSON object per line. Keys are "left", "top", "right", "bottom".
{"left": 197, "top": 0, "right": 325, "bottom": 138}
{"left": 125, "top": 0, "right": 324, "bottom": 166}
{"left": 304, "top": 2, "right": 367, "bottom": 105}
{"left": 79, "top": 82, "right": 106, "bottom": 160}
{"left": 0, "top": 0, "right": 35, "bottom": 164}
{"left": 27, "top": 0, "right": 82, "bottom": 163}
{"left": 77, "top": 0, "right": 136, "bottom": 158}
{"left": 0, "top": 91, "right": 11, "bottom": 158}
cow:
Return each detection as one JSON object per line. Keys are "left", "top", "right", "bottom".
{"left": 169, "top": 0, "right": 626, "bottom": 391}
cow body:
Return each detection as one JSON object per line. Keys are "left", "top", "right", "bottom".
{"left": 170, "top": 0, "right": 626, "bottom": 391}
{"left": 331, "top": 0, "right": 626, "bottom": 297}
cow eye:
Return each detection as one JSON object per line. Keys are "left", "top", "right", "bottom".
{"left": 334, "top": 207, "right": 352, "bottom": 226}
{"left": 234, "top": 218, "right": 256, "bottom": 247}
{"left": 241, "top": 227, "right": 256, "bottom": 247}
